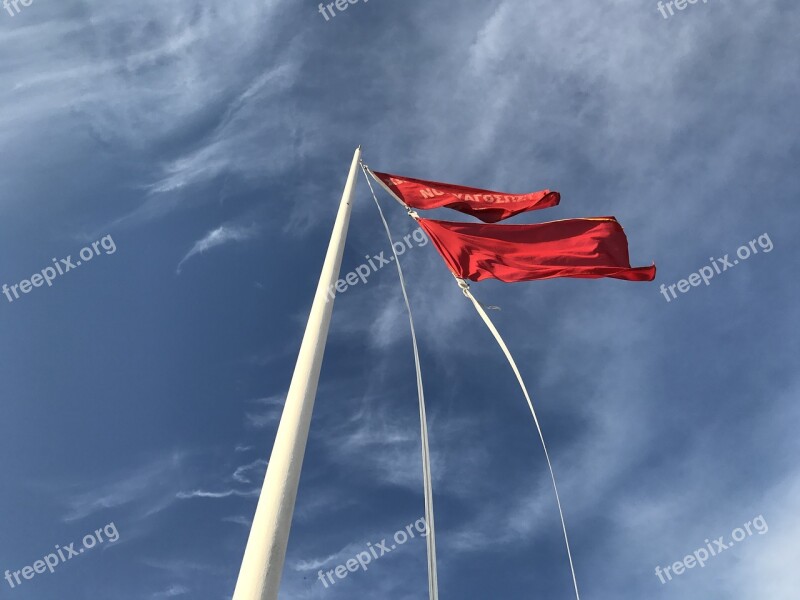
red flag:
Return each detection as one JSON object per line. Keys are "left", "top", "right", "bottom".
{"left": 418, "top": 217, "right": 656, "bottom": 282}
{"left": 371, "top": 170, "right": 560, "bottom": 223}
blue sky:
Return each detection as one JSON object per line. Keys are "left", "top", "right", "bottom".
{"left": 0, "top": 0, "right": 798, "bottom": 599}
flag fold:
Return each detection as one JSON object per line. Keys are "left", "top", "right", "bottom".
{"left": 371, "top": 170, "right": 560, "bottom": 223}
{"left": 418, "top": 217, "right": 656, "bottom": 283}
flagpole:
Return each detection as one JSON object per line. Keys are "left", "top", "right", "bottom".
{"left": 233, "top": 146, "right": 362, "bottom": 600}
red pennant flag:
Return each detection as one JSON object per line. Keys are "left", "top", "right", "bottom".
{"left": 371, "top": 170, "right": 560, "bottom": 223}
{"left": 418, "top": 217, "right": 656, "bottom": 282}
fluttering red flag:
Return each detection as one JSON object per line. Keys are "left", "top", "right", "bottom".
{"left": 371, "top": 170, "right": 560, "bottom": 223}
{"left": 418, "top": 217, "right": 656, "bottom": 282}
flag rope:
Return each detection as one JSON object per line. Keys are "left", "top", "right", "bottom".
{"left": 360, "top": 162, "right": 439, "bottom": 600}
{"left": 454, "top": 277, "right": 581, "bottom": 600}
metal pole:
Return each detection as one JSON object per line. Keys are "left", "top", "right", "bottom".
{"left": 233, "top": 146, "right": 362, "bottom": 600}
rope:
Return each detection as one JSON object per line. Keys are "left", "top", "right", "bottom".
{"left": 360, "top": 162, "right": 439, "bottom": 600}
{"left": 454, "top": 277, "right": 581, "bottom": 600}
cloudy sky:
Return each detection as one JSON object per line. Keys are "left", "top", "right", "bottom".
{"left": 0, "top": 0, "right": 798, "bottom": 598}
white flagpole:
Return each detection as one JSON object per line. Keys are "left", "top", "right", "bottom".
{"left": 233, "top": 146, "right": 362, "bottom": 600}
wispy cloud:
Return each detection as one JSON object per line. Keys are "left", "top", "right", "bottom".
{"left": 152, "top": 585, "right": 190, "bottom": 599}
{"left": 176, "top": 457, "right": 266, "bottom": 501}
{"left": 233, "top": 459, "right": 268, "bottom": 484}
{"left": 291, "top": 552, "right": 343, "bottom": 573}
{"left": 176, "top": 223, "right": 257, "bottom": 274}
{"left": 244, "top": 394, "right": 285, "bottom": 429}
{"left": 244, "top": 411, "right": 281, "bottom": 429}
{"left": 176, "top": 488, "right": 259, "bottom": 500}
{"left": 0, "top": 0, "right": 304, "bottom": 228}
{"left": 223, "top": 515, "right": 253, "bottom": 527}
{"left": 148, "top": 59, "right": 302, "bottom": 195}
{"left": 249, "top": 395, "right": 286, "bottom": 406}
{"left": 62, "top": 452, "right": 188, "bottom": 523}
{"left": 141, "top": 558, "right": 218, "bottom": 575}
